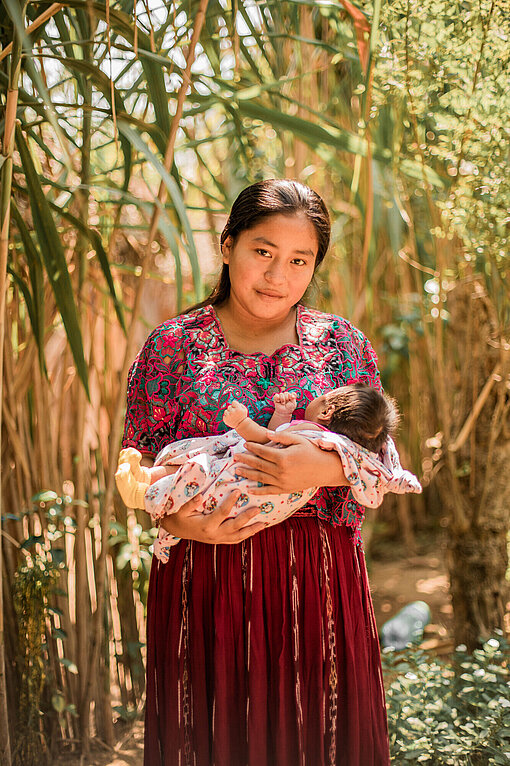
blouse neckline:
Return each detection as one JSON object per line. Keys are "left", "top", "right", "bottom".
{"left": 205, "top": 303, "right": 306, "bottom": 358}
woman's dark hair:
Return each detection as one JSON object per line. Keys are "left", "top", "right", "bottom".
{"left": 185, "top": 179, "right": 330, "bottom": 312}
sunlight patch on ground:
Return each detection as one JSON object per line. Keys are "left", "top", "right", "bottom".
{"left": 416, "top": 575, "right": 449, "bottom": 595}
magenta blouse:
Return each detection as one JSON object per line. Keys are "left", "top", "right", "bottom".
{"left": 122, "top": 303, "right": 382, "bottom": 545}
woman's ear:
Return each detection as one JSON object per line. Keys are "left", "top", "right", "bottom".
{"left": 221, "top": 235, "right": 233, "bottom": 264}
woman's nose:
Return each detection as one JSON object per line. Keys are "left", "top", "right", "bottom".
{"left": 265, "top": 259, "right": 286, "bottom": 282}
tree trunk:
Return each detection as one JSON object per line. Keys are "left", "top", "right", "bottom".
{"left": 448, "top": 521, "right": 509, "bottom": 650}
{"left": 436, "top": 278, "right": 510, "bottom": 650}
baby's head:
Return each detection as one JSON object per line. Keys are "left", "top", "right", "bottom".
{"left": 304, "top": 384, "right": 400, "bottom": 453}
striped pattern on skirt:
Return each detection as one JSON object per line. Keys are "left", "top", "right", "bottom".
{"left": 144, "top": 517, "right": 390, "bottom": 766}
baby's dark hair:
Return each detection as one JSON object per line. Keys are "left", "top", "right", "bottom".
{"left": 326, "top": 384, "right": 400, "bottom": 452}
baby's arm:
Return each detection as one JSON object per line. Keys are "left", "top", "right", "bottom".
{"left": 267, "top": 391, "right": 297, "bottom": 430}
{"left": 223, "top": 401, "right": 271, "bottom": 443}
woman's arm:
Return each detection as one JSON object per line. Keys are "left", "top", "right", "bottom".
{"left": 233, "top": 429, "right": 349, "bottom": 495}
{"left": 158, "top": 490, "right": 268, "bottom": 543}
{"left": 142, "top": 457, "right": 268, "bottom": 543}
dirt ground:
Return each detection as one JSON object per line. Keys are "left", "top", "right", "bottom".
{"left": 369, "top": 542, "right": 455, "bottom": 655}
{"left": 55, "top": 545, "right": 453, "bottom": 765}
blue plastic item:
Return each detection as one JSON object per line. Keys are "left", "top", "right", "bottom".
{"left": 380, "top": 600, "right": 431, "bottom": 650}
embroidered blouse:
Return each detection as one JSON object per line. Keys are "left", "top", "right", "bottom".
{"left": 121, "top": 303, "right": 382, "bottom": 544}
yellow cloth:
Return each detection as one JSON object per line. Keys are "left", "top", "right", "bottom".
{"left": 115, "top": 447, "right": 151, "bottom": 508}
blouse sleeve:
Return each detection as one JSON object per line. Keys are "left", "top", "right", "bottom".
{"left": 121, "top": 321, "right": 186, "bottom": 458}
{"left": 122, "top": 334, "right": 153, "bottom": 456}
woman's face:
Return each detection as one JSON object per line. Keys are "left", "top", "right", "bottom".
{"left": 221, "top": 213, "right": 318, "bottom": 322}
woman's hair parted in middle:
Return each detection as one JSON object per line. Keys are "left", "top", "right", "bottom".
{"left": 188, "top": 179, "right": 331, "bottom": 312}
{"left": 326, "top": 384, "right": 401, "bottom": 453}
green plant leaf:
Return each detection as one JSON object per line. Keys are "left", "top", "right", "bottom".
{"left": 15, "top": 126, "right": 90, "bottom": 397}
{"left": 51, "top": 203, "right": 126, "bottom": 332}
{"left": 118, "top": 121, "right": 203, "bottom": 301}
{"left": 11, "top": 200, "right": 46, "bottom": 372}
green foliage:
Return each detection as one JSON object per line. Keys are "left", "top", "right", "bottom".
{"left": 108, "top": 517, "right": 157, "bottom": 608}
{"left": 383, "top": 637, "right": 510, "bottom": 764}
{"left": 12, "top": 555, "right": 59, "bottom": 766}
{"left": 371, "top": 0, "right": 510, "bottom": 324}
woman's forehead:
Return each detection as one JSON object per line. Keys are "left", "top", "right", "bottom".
{"left": 242, "top": 213, "right": 318, "bottom": 250}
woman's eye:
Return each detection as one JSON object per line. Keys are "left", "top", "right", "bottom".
{"left": 292, "top": 258, "right": 306, "bottom": 266}
{"left": 256, "top": 249, "right": 271, "bottom": 257}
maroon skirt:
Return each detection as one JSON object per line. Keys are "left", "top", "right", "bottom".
{"left": 144, "top": 517, "right": 390, "bottom": 766}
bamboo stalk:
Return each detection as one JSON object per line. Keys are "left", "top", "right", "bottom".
{"left": 80, "top": 0, "right": 211, "bottom": 736}
{"left": 74, "top": 47, "right": 95, "bottom": 745}
{"left": 0, "top": 3, "right": 28, "bottom": 760}
{"left": 448, "top": 363, "right": 501, "bottom": 453}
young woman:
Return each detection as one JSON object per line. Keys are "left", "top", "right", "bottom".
{"left": 122, "top": 179, "right": 391, "bottom": 766}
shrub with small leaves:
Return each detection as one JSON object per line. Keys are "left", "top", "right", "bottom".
{"left": 12, "top": 555, "right": 59, "bottom": 766}
{"left": 383, "top": 636, "right": 510, "bottom": 764}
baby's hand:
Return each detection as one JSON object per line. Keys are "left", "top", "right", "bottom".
{"left": 223, "top": 400, "right": 249, "bottom": 429}
{"left": 273, "top": 391, "right": 297, "bottom": 415}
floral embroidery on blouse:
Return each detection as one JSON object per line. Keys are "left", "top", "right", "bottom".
{"left": 121, "top": 303, "right": 382, "bottom": 545}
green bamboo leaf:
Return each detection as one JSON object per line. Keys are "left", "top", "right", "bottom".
{"left": 4, "top": 0, "right": 75, "bottom": 172}
{"left": 235, "top": 98, "right": 391, "bottom": 162}
{"left": 399, "top": 159, "right": 446, "bottom": 190}
{"left": 15, "top": 126, "right": 90, "bottom": 398}
{"left": 118, "top": 121, "right": 203, "bottom": 301}
{"left": 11, "top": 201, "right": 46, "bottom": 372}
{"left": 63, "top": 0, "right": 171, "bottom": 144}
{"left": 50, "top": 203, "right": 126, "bottom": 332}
{"left": 51, "top": 55, "right": 132, "bottom": 192}
{"left": 0, "top": 71, "right": 79, "bottom": 156}
{"left": 148, "top": 201, "right": 184, "bottom": 313}
{"left": 7, "top": 266, "right": 37, "bottom": 341}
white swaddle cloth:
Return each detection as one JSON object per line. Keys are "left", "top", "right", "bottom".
{"left": 146, "top": 421, "right": 422, "bottom": 563}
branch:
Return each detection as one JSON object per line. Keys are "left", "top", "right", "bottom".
{"left": 0, "top": 3, "right": 64, "bottom": 63}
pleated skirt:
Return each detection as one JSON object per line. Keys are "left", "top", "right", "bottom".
{"left": 144, "top": 517, "right": 390, "bottom": 766}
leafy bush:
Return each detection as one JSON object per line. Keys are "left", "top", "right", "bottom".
{"left": 383, "top": 636, "right": 510, "bottom": 764}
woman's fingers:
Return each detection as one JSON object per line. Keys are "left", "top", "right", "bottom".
{"left": 238, "top": 441, "right": 280, "bottom": 463}
{"left": 234, "top": 467, "right": 279, "bottom": 486}
{"left": 246, "top": 484, "right": 283, "bottom": 495}
{"left": 236, "top": 521, "right": 267, "bottom": 540}
{"left": 226, "top": 504, "right": 263, "bottom": 530}
{"left": 234, "top": 451, "right": 280, "bottom": 475}
{"left": 213, "top": 489, "right": 242, "bottom": 519}
{"left": 177, "top": 492, "right": 205, "bottom": 516}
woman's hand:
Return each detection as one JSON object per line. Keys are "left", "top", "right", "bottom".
{"left": 159, "top": 490, "right": 268, "bottom": 544}
{"left": 233, "top": 429, "right": 349, "bottom": 494}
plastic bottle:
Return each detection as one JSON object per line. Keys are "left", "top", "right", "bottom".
{"left": 380, "top": 600, "right": 431, "bottom": 650}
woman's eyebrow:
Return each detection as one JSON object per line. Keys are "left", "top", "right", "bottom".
{"left": 251, "top": 236, "right": 315, "bottom": 256}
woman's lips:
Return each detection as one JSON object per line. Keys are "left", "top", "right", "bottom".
{"left": 256, "top": 290, "right": 284, "bottom": 298}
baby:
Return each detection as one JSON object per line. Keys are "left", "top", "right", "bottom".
{"left": 116, "top": 384, "right": 422, "bottom": 562}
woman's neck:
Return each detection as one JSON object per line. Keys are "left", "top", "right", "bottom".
{"left": 214, "top": 301, "right": 299, "bottom": 355}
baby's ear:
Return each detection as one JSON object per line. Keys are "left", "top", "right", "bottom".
{"left": 317, "top": 403, "right": 335, "bottom": 423}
